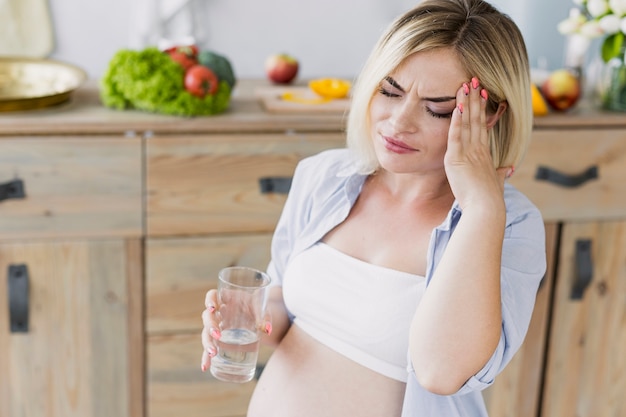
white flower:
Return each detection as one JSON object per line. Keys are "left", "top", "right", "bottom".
{"left": 599, "top": 14, "right": 622, "bottom": 33}
{"left": 620, "top": 16, "right": 626, "bottom": 32}
{"left": 580, "top": 19, "right": 605, "bottom": 37}
{"left": 609, "top": 0, "right": 626, "bottom": 16}
{"left": 587, "top": 0, "right": 609, "bottom": 17}
{"left": 558, "top": 8, "right": 588, "bottom": 34}
{"left": 558, "top": 16, "right": 587, "bottom": 34}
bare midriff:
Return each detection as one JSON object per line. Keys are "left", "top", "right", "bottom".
{"left": 247, "top": 324, "right": 406, "bottom": 417}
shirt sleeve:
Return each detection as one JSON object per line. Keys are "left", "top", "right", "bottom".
{"left": 265, "top": 157, "right": 312, "bottom": 288}
{"left": 455, "top": 206, "right": 547, "bottom": 395}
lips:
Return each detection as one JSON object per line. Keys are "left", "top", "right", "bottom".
{"left": 382, "top": 136, "right": 417, "bottom": 154}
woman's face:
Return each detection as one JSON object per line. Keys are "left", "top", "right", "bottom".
{"left": 369, "top": 48, "right": 468, "bottom": 176}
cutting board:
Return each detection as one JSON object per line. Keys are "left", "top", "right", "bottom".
{"left": 256, "top": 86, "right": 351, "bottom": 114}
{"left": 0, "top": 0, "right": 54, "bottom": 57}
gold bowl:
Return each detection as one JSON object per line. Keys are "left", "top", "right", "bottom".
{"left": 0, "top": 57, "right": 87, "bottom": 112}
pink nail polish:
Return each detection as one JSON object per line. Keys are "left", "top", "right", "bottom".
{"left": 472, "top": 77, "right": 479, "bottom": 89}
{"left": 207, "top": 347, "right": 217, "bottom": 357}
{"left": 458, "top": 103, "right": 464, "bottom": 114}
{"left": 201, "top": 364, "right": 207, "bottom": 372}
{"left": 505, "top": 165, "right": 515, "bottom": 178}
{"left": 463, "top": 83, "right": 470, "bottom": 95}
{"left": 207, "top": 305, "right": 216, "bottom": 313}
{"left": 480, "top": 89, "right": 488, "bottom": 100}
{"left": 264, "top": 322, "right": 273, "bottom": 335}
{"left": 210, "top": 328, "right": 221, "bottom": 340}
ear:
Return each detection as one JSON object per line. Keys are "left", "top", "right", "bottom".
{"left": 486, "top": 101, "right": 508, "bottom": 129}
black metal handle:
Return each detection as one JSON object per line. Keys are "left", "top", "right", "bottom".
{"left": 571, "top": 239, "right": 593, "bottom": 300}
{"left": 8, "top": 264, "right": 29, "bottom": 333}
{"left": 535, "top": 165, "right": 598, "bottom": 188}
{"left": 259, "top": 177, "right": 292, "bottom": 194}
{"left": 0, "top": 179, "right": 26, "bottom": 202}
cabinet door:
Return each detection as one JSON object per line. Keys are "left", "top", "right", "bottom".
{"left": 145, "top": 234, "right": 273, "bottom": 417}
{"left": 0, "top": 239, "right": 143, "bottom": 417}
{"left": 483, "top": 222, "right": 558, "bottom": 417}
{"left": 541, "top": 221, "right": 626, "bottom": 417}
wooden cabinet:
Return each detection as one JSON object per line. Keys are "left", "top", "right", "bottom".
{"left": 0, "top": 136, "right": 143, "bottom": 417}
{"left": 1, "top": 82, "right": 625, "bottom": 417}
{"left": 483, "top": 122, "right": 626, "bottom": 417}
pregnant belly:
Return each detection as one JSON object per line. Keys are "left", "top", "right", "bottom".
{"left": 247, "top": 324, "right": 406, "bottom": 417}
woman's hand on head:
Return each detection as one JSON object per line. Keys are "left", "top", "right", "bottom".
{"left": 444, "top": 77, "right": 512, "bottom": 212}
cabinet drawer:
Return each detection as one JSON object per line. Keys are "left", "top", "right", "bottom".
{"left": 510, "top": 129, "right": 626, "bottom": 222}
{"left": 146, "top": 234, "right": 273, "bottom": 334}
{"left": 146, "top": 133, "right": 345, "bottom": 236}
{"left": 0, "top": 137, "right": 142, "bottom": 239}
{"left": 147, "top": 332, "right": 272, "bottom": 417}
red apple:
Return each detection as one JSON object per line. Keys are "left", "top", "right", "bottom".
{"left": 541, "top": 69, "right": 581, "bottom": 111}
{"left": 265, "top": 53, "right": 299, "bottom": 84}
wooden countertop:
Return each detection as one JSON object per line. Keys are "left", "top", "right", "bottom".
{"left": 0, "top": 79, "right": 348, "bottom": 136}
{"left": 1, "top": 79, "right": 626, "bottom": 135}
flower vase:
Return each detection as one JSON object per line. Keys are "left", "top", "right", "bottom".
{"left": 603, "top": 51, "right": 626, "bottom": 111}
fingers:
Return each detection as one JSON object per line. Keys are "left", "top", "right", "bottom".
{"left": 451, "top": 77, "right": 487, "bottom": 139}
{"left": 460, "top": 77, "right": 488, "bottom": 144}
{"left": 205, "top": 288, "right": 218, "bottom": 310}
{"left": 201, "top": 289, "right": 220, "bottom": 372}
{"left": 497, "top": 166, "right": 515, "bottom": 181}
{"left": 258, "top": 310, "right": 273, "bottom": 336}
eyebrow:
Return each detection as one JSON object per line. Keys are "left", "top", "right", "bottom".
{"left": 384, "top": 76, "right": 456, "bottom": 103}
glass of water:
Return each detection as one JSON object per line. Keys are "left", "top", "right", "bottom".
{"left": 210, "top": 266, "right": 271, "bottom": 383}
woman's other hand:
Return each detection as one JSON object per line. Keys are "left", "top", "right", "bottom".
{"left": 200, "top": 288, "right": 274, "bottom": 372}
{"left": 200, "top": 289, "right": 221, "bottom": 372}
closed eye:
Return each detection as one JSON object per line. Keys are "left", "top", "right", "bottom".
{"left": 426, "top": 108, "right": 454, "bottom": 119}
{"left": 378, "top": 87, "right": 401, "bottom": 98}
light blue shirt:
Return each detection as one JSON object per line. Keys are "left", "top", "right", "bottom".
{"left": 267, "top": 148, "right": 547, "bottom": 417}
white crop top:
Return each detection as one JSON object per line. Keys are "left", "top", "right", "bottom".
{"left": 282, "top": 242, "right": 426, "bottom": 382}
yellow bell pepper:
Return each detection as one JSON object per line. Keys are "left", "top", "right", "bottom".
{"left": 531, "top": 83, "right": 548, "bottom": 117}
{"left": 309, "top": 78, "right": 352, "bottom": 99}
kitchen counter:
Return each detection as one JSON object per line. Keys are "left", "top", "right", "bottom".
{"left": 0, "top": 79, "right": 348, "bottom": 135}
{"left": 2, "top": 79, "right": 626, "bottom": 136}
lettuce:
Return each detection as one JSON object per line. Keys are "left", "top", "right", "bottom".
{"left": 100, "top": 47, "right": 231, "bottom": 117}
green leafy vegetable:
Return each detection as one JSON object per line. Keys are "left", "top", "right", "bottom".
{"left": 198, "top": 50, "right": 237, "bottom": 88}
{"left": 100, "top": 47, "right": 231, "bottom": 116}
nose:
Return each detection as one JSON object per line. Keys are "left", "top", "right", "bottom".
{"left": 388, "top": 99, "right": 418, "bottom": 134}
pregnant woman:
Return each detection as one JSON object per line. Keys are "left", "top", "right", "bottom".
{"left": 201, "top": 1, "right": 546, "bottom": 416}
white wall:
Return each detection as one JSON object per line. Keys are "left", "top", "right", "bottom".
{"left": 44, "top": 0, "right": 575, "bottom": 82}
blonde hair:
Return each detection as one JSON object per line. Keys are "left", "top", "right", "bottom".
{"left": 347, "top": 0, "right": 532, "bottom": 174}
